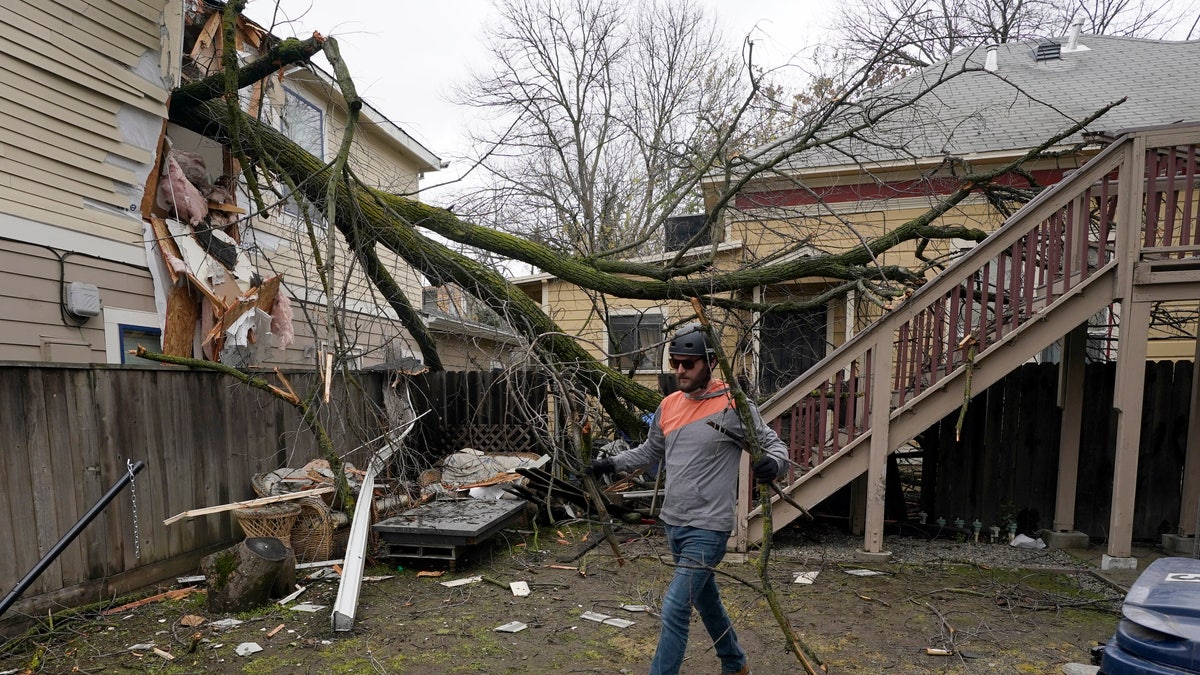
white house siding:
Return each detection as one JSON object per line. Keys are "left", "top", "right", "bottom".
{"left": 0, "top": 0, "right": 173, "bottom": 362}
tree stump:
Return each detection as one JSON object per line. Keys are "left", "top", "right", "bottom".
{"left": 200, "top": 537, "right": 296, "bottom": 612}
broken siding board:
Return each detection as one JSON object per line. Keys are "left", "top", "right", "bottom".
{"left": 82, "top": 0, "right": 160, "bottom": 31}
{"left": 0, "top": 102, "right": 157, "bottom": 166}
{"left": 0, "top": 195, "right": 143, "bottom": 249}
{"left": 1, "top": 151, "right": 135, "bottom": 207}
{"left": 0, "top": 14, "right": 160, "bottom": 105}
{"left": 77, "top": 1, "right": 163, "bottom": 55}
{"left": 0, "top": 121, "right": 112, "bottom": 165}
{"left": 0, "top": 180, "right": 133, "bottom": 231}
{"left": 0, "top": 39, "right": 165, "bottom": 117}
{"left": 10, "top": 0, "right": 146, "bottom": 68}
{"left": 0, "top": 62, "right": 122, "bottom": 135}
{"left": 2, "top": 171, "right": 115, "bottom": 212}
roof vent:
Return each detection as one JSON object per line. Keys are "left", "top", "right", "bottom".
{"left": 984, "top": 44, "right": 999, "bottom": 72}
{"left": 1034, "top": 41, "right": 1061, "bottom": 62}
{"left": 1065, "top": 18, "right": 1084, "bottom": 51}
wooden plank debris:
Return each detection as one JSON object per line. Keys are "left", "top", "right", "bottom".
{"left": 163, "top": 487, "right": 334, "bottom": 525}
{"left": 101, "top": 587, "right": 199, "bottom": 615}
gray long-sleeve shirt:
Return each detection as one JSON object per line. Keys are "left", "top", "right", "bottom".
{"left": 612, "top": 380, "right": 789, "bottom": 533}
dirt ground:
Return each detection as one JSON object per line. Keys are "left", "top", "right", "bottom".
{"left": 0, "top": 522, "right": 1126, "bottom": 674}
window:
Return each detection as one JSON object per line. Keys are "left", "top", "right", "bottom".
{"left": 665, "top": 214, "right": 712, "bottom": 252}
{"left": 608, "top": 313, "right": 664, "bottom": 372}
{"left": 760, "top": 307, "right": 827, "bottom": 394}
{"left": 279, "top": 87, "right": 324, "bottom": 217}
{"left": 103, "top": 308, "right": 162, "bottom": 365}
{"left": 119, "top": 326, "right": 162, "bottom": 366}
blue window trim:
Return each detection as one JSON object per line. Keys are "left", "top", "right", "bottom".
{"left": 118, "top": 324, "right": 162, "bottom": 364}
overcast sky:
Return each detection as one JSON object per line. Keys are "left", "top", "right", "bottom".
{"left": 244, "top": 0, "right": 840, "bottom": 199}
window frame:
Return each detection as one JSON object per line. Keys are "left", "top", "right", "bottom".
{"left": 607, "top": 311, "right": 665, "bottom": 373}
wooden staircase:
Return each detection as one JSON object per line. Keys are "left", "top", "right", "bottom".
{"left": 737, "top": 122, "right": 1200, "bottom": 553}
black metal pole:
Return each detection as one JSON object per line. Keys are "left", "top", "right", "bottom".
{"left": 0, "top": 459, "right": 146, "bottom": 618}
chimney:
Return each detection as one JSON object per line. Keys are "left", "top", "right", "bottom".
{"left": 984, "top": 44, "right": 999, "bottom": 72}
{"left": 1066, "top": 17, "right": 1084, "bottom": 51}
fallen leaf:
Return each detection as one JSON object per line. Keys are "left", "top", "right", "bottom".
{"left": 179, "top": 615, "right": 205, "bottom": 627}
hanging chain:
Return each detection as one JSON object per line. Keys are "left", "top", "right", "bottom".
{"left": 127, "top": 459, "right": 141, "bottom": 560}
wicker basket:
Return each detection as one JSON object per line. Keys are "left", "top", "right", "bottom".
{"left": 290, "top": 496, "right": 334, "bottom": 562}
{"left": 233, "top": 503, "right": 301, "bottom": 548}
{"left": 251, "top": 472, "right": 335, "bottom": 562}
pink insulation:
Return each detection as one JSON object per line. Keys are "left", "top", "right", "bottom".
{"left": 158, "top": 154, "right": 209, "bottom": 226}
{"left": 270, "top": 291, "right": 295, "bottom": 349}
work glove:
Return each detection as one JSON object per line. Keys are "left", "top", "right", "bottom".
{"left": 589, "top": 456, "right": 616, "bottom": 477}
{"left": 752, "top": 456, "right": 780, "bottom": 482}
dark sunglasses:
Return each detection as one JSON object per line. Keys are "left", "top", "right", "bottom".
{"left": 669, "top": 357, "right": 702, "bottom": 370}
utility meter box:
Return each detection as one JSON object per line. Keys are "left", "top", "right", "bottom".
{"left": 65, "top": 282, "right": 102, "bottom": 318}
{"left": 1100, "top": 556, "right": 1200, "bottom": 674}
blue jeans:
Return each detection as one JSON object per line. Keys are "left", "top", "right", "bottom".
{"left": 649, "top": 525, "right": 747, "bottom": 675}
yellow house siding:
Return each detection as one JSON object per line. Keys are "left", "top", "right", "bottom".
{"left": 0, "top": 0, "right": 169, "bottom": 252}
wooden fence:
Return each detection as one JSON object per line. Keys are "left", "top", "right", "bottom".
{"left": 916, "top": 360, "right": 1191, "bottom": 540}
{"left": 0, "top": 364, "right": 546, "bottom": 631}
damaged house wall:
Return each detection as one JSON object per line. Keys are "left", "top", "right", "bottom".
{"left": 0, "top": 0, "right": 513, "bottom": 370}
{"left": 0, "top": 0, "right": 176, "bottom": 364}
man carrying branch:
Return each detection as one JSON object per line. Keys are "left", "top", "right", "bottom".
{"left": 591, "top": 323, "right": 789, "bottom": 675}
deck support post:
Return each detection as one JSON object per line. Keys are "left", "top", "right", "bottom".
{"left": 1178, "top": 316, "right": 1200, "bottom": 540}
{"left": 860, "top": 334, "right": 892, "bottom": 557}
{"left": 1052, "top": 323, "right": 1087, "bottom": 533}
{"left": 1106, "top": 299, "right": 1151, "bottom": 567}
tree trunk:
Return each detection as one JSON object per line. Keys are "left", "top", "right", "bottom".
{"left": 201, "top": 537, "right": 296, "bottom": 613}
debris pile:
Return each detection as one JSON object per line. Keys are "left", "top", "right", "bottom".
{"left": 146, "top": 146, "right": 293, "bottom": 365}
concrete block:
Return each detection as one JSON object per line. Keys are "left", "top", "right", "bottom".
{"left": 1101, "top": 554, "right": 1138, "bottom": 571}
{"left": 1161, "top": 534, "right": 1198, "bottom": 556}
{"left": 854, "top": 549, "right": 892, "bottom": 563}
{"left": 1041, "top": 530, "right": 1090, "bottom": 550}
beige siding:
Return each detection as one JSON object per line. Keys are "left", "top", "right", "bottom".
{"left": 0, "top": 240, "right": 156, "bottom": 363}
{"left": 0, "top": 0, "right": 169, "bottom": 250}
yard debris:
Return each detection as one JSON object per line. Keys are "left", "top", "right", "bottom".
{"left": 363, "top": 575, "right": 394, "bottom": 583}
{"left": 793, "top": 571, "right": 820, "bottom": 585}
{"left": 276, "top": 586, "right": 306, "bottom": 605}
{"left": 926, "top": 647, "right": 953, "bottom": 656}
{"left": 844, "top": 568, "right": 886, "bottom": 577}
{"left": 510, "top": 581, "right": 531, "bottom": 597}
{"left": 580, "top": 610, "right": 635, "bottom": 628}
{"left": 416, "top": 570, "right": 445, "bottom": 578}
{"left": 177, "top": 575, "right": 206, "bottom": 585}
{"left": 288, "top": 603, "right": 326, "bottom": 612}
{"left": 296, "top": 559, "right": 344, "bottom": 569}
{"left": 440, "top": 575, "right": 484, "bottom": 588}
{"left": 207, "top": 618, "right": 244, "bottom": 629}
{"left": 620, "top": 604, "right": 650, "bottom": 613}
{"left": 128, "top": 643, "right": 155, "bottom": 651}
{"left": 152, "top": 647, "right": 174, "bottom": 661}
{"left": 494, "top": 621, "right": 527, "bottom": 633}
{"left": 179, "top": 614, "right": 205, "bottom": 627}
{"left": 235, "top": 642, "right": 263, "bottom": 656}
{"left": 163, "top": 487, "right": 334, "bottom": 525}
{"left": 1010, "top": 534, "right": 1047, "bottom": 549}
{"left": 102, "top": 587, "right": 200, "bottom": 615}
{"left": 265, "top": 623, "right": 285, "bottom": 638}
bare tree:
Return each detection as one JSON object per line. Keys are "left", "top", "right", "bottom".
{"left": 452, "top": 0, "right": 748, "bottom": 258}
